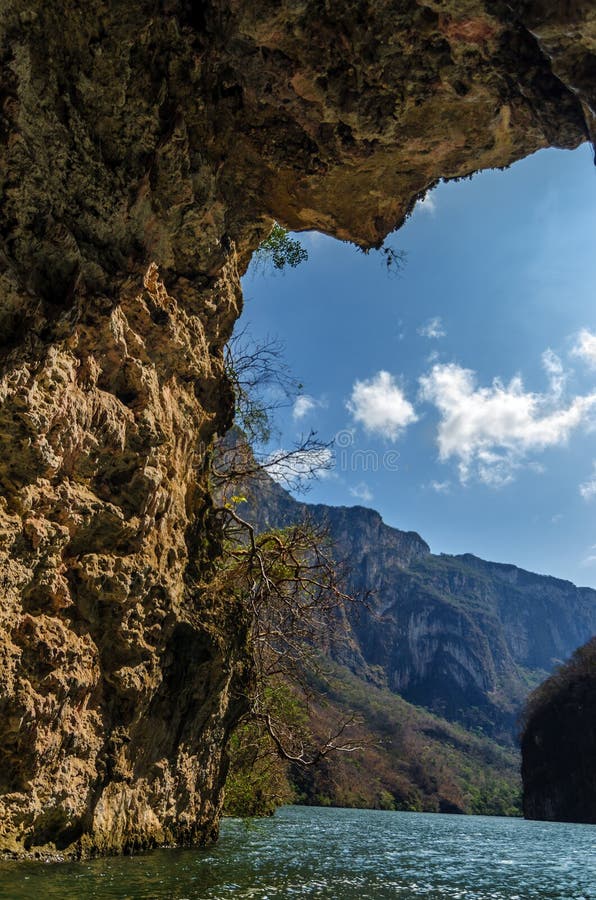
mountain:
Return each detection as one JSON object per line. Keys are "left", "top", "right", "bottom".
{"left": 289, "top": 660, "right": 522, "bottom": 816}
{"left": 3, "top": 0, "right": 594, "bottom": 857}
{"left": 521, "top": 637, "right": 596, "bottom": 823}
{"left": 241, "top": 471, "right": 596, "bottom": 745}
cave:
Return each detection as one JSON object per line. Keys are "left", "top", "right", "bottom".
{"left": 0, "top": 0, "right": 594, "bottom": 857}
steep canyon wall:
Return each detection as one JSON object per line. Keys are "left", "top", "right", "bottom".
{"left": 0, "top": 0, "right": 594, "bottom": 856}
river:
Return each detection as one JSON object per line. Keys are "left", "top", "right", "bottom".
{"left": 0, "top": 806, "right": 594, "bottom": 899}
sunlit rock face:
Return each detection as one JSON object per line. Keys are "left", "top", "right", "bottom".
{"left": 0, "top": 261, "right": 252, "bottom": 857}
{"left": 241, "top": 471, "right": 596, "bottom": 744}
{"left": 0, "top": 0, "right": 593, "bottom": 857}
{"left": 522, "top": 638, "right": 596, "bottom": 824}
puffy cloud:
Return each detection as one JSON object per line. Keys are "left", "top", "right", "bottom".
{"left": 418, "top": 317, "right": 446, "bottom": 339}
{"left": 579, "top": 463, "right": 596, "bottom": 501}
{"left": 347, "top": 371, "right": 418, "bottom": 441}
{"left": 293, "top": 394, "right": 317, "bottom": 420}
{"left": 349, "top": 482, "right": 373, "bottom": 503}
{"left": 571, "top": 329, "right": 596, "bottom": 369}
{"left": 292, "top": 394, "right": 327, "bottom": 420}
{"left": 419, "top": 362, "right": 596, "bottom": 487}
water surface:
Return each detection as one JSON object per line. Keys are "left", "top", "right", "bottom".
{"left": 1, "top": 806, "right": 594, "bottom": 899}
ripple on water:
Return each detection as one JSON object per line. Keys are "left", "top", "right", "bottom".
{"left": 0, "top": 807, "right": 595, "bottom": 899}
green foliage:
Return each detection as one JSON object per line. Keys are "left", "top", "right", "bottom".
{"left": 223, "top": 721, "right": 294, "bottom": 818}
{"left": 466, "top": 777, "right": 522, "bottom": 818}
{"left": 291, "top": 660, "right": 523, "bottom": 817}
{"left": 378, "top": 789, "right": 397, "bottom": 811}
{"left": 521, "top": 637, "right": 596, "bottom": 734}
{"left": 224, "top": 683, "right": 306, "bottom": 818}
{"left": 254, "top": 223, "right": 308, "bottom": 272}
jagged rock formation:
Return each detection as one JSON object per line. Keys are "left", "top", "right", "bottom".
{"left": 521, "top": 638, "right": 596, "bottom": 823}
{"left": 0, "top": 262, "right": 252, "bottom": 857}
{"left": 242, "top": 472, "right": 596, "bottom": 742}
{"left": 0, "top": 0, "right": 595, "bottom": 857}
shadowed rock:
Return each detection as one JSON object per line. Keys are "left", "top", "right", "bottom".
{"left": 522, "top": 638, "right": 596, "bottom": 824}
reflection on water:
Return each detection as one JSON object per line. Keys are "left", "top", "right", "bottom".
{"left": 0, "top": 806, "right": 594, "bottom": 899}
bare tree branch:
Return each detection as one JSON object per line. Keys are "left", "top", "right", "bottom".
{"left": 207, "top": 326, "right": 370, "bottom": 778}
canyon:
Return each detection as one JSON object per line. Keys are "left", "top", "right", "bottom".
{"left": 0, "top": 0, "right": 595, "bottom": 856}
{"left": 522, "top": 637, "right": 596, "bottom": 824}
{"left": 243, "top": 469, "right": 596, "bottom": 745}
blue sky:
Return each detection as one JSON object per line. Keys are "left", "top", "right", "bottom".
{"left": 238, "top": 144, "right": 596, "bottom": 587}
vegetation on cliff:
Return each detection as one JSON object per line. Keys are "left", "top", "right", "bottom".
{"left": 212, "top": 441, "right": 362, "bottom": 817}
{"left": 521, "top": 637, "right": 596, "bottom": 823}
{"left": 1, "top": 0, "right": 595, "bottom": 856}
{"left": 240, "top": 468, "right": 596, "bottom": 746}
{"left": 218, "top": 311, "right": 596, "bottom": 820}
{"left": 294, "top": 663, "right": 522, "bottom": 817}
{"left": 253, "top": 224, "right": 309, "bottom": 273}
{"left": 224, "top": 658, "right": 522, "bottom": 818}
{"left": 223, "top": 684, "right": 299, "bottom": 818}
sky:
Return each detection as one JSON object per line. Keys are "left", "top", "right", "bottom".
{"left": 238, "top": 144, "right": 596, "bottom": 587}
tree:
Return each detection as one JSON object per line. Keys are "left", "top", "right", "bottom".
{"left": 213, "top": 313, "right": 364, "bottom": 816}
{"left": 379, "top": 245, "right": 408, "bottom": 277}
{"left": 223, "top": 696, "right": 296, "bottom": 818}
{"left": 220, "top": 329, "right": 333, "bottom": 492}
{"left": 253, "top": 223, "right": 308, "bottom": 273}
{"left": 205, "top": 502, "right": 362, "bottom": 768}
{"left": 223, "top": 328, "right": 298, "bottom": 447}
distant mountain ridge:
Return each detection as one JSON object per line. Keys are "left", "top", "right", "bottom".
{"left": 241, "top": 470, "right": 596, "bottom": 743}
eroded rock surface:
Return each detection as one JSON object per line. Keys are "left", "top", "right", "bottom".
{"left": 0, "top": 262, "right": 251, "bottom": 856}
{"left": 0, "top": 0, "right": 594, "bottom": 856}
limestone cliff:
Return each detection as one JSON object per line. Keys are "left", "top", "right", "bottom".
{"left": 521, "top": 638, "right": 596, "bottom": 823}
{"left": 241, "top": 469, "right": 596, "bottom": 743}
{"left": 0, "top": 0, "right": 594, "bottom": 857}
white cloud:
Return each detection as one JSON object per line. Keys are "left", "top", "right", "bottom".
{"left": 551, "top": 513, "right": 563, "bottom": 525}
{"left": 265, "top": 446, "right": 333, "bottom": 485}
{"left": 542, "top": 349, "right": 566, "bottom": 400}
{"left": 579, "top": 462, "right": 596, "bottom": 501}
{"left": 571, "top": 329, "right": 596, "bottom": 369}
{"left": 418, "top": 317, "right": 446, "bottom": 340}
{"left": 347, "top": 371, "right": 418, "bottom": 441}
{"left": 292, "top": 394, "right": 328, "bottom": 420}
{"left": 419, "top": 362, "right": 596, "bottom": 487}
{"left": 415, "top": 192, "right": 437, "bottom": 215}
{"left": 527, "top": 461, "right": 547, "bottom": 475}
{"left": 293, "top": 395, "right": 317, "bottom": 420}
{"left": 349, "top": 482, "right": 373, "bottom": 503}
{"left": 429, "top": 479, "right": 451, "bottom": 494}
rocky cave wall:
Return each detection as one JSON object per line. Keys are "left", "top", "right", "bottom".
{"left": 0, "top": 0, "right": 594, "bottom": 857}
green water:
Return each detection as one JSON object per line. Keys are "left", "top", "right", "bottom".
{"left": 0, "top": 806, "right": 594, "bottom": 899}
